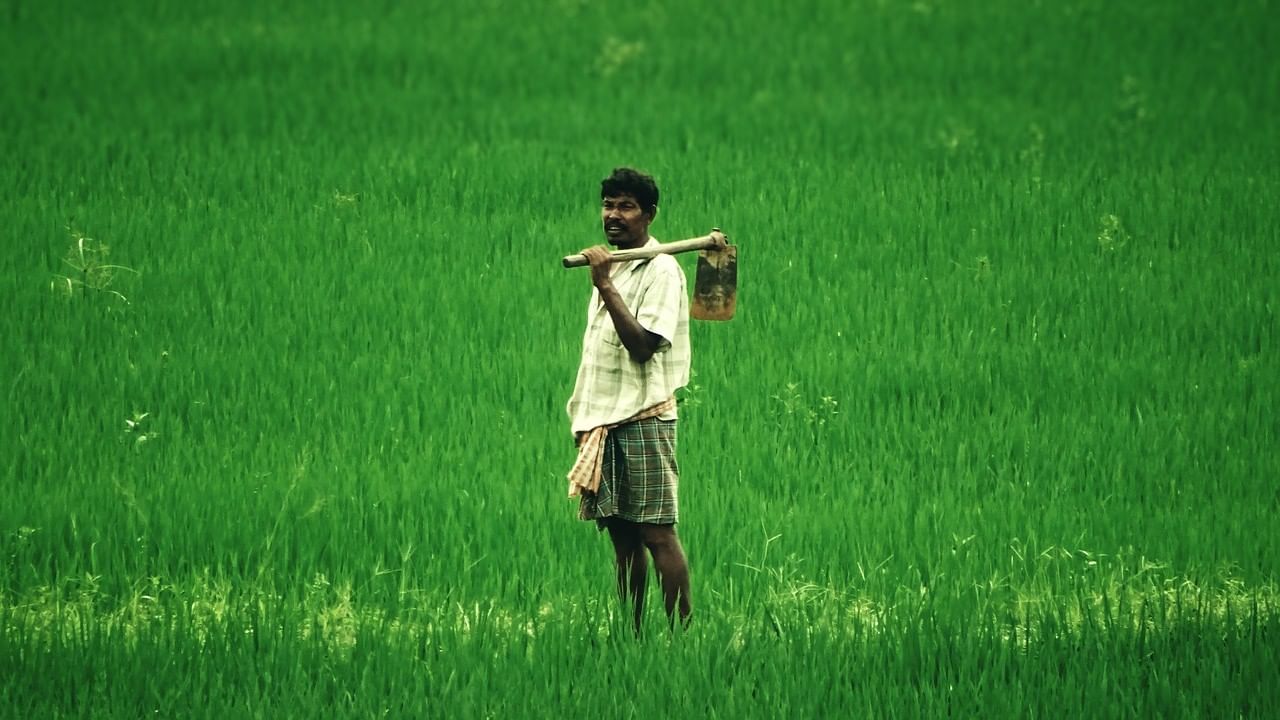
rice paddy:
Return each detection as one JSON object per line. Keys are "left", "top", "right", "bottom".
{"left": 2, "top": 0, "right": 1278, "bottom": 716}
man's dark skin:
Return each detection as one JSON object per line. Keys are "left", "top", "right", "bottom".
{"left": 579, "top": 192, "right": 692, "bottom": 631}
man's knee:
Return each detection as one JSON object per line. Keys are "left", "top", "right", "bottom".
{"left": 639, "top": 524, "right": 680, "bottom": 553}
{"left": 607, "top": 520, "right": 643, "bottom": 553}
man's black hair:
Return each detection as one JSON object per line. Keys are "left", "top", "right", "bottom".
{"left": 601, "top": 167, "right": 659, "bottom": 215}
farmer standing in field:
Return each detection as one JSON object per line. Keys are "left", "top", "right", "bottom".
{"left": 566, "top": 167, "right": 692, "bottom": 631}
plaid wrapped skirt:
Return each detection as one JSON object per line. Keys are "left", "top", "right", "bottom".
{"left": 579, "top": 417, "right": 679, "bottom": 525}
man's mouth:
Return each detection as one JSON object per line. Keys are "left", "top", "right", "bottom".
{"left": 605, "top": 224, "right": 626, "bottom": 237}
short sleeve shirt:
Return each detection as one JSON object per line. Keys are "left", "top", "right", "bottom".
{"left": 566, "top": 237, "right": 691, "bottom": 434}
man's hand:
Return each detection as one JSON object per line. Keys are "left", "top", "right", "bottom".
{"left": 581, "top": 245, "right": 613, "bottom": 290}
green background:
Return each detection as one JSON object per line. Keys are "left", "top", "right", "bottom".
{"left": 2, "top": 0, "right": 1277, "bottom": 716}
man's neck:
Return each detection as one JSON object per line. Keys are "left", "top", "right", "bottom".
{"left": 614, "top": 235, "right": 650, "bottom": 251}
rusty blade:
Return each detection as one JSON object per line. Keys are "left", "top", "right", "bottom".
{"left": 691, "top": 244, "right": 737, "bottom": 321}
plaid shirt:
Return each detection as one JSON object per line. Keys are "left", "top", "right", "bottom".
{"left": 566, "top": 237, "right": 690, "bottom": 435}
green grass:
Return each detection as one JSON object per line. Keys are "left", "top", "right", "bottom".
{"left": 2, "top": 0, "right": 1278, "bottom": 716}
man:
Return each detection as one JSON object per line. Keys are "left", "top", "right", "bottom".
{"left": 566, "top": 167, "right": 692, "bottom": 632}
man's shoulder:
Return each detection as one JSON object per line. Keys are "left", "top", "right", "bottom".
{"left": 644, "top": 252, "right": 685, "bottom": 279}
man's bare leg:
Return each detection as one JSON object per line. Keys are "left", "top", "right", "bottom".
{"left": 639, "top": 524, "right": 691, "bottom": 627}
{"left": 605, "top": 519, "right": 648, "bottom": 633}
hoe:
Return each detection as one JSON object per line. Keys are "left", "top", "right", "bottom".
{"left": 561, "top": 229, "right": 738, "bottom": 321}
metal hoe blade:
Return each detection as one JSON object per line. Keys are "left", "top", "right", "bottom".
{"left": 691, "top": 244, "right": 737, "bottom": 321}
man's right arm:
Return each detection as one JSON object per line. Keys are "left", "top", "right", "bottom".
{"left": 582, "top": 246, "right": 664, "bottom": 364}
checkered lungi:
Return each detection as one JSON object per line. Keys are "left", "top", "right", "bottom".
{"left": 579, "top": 417, "right": 679, "bottom": 525}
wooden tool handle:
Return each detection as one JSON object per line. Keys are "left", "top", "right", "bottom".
{"left": 562, "top": 230, "right": 728, "bottom": 268}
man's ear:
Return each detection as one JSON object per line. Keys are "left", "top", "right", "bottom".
{"left": 645, "top": 206, "right": 658, "bottom": 222}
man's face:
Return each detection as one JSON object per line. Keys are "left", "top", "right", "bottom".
{"left": 601, "top": 194, "right": 653, "bottom": 249}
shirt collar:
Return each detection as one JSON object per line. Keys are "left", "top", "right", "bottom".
{"left": 625, "top": 237, "right": 660, "bottom": 272}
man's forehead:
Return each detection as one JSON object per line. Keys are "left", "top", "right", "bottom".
{"left": 602, "top": 194, "right": 640, "bottom": 205}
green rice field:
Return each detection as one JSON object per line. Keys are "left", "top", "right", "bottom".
{"left": 3, "top": 0, "right": 1278, "bottom": 716}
